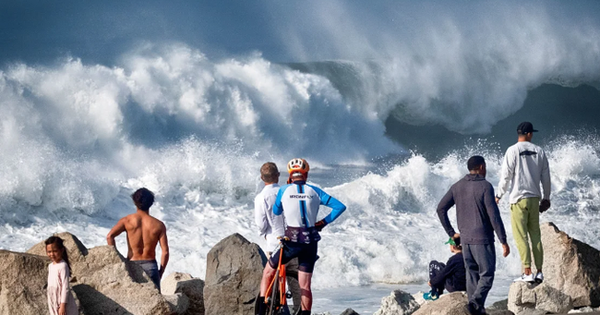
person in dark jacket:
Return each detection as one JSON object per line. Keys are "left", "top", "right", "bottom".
{"left": 437, "top": 156, "right": 510, "bottom": 315}
{"left": 424, "top": 237, "right": 467, "bottom": 300}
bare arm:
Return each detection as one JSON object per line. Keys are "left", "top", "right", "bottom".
{"left": 107, "top": 218, "right": 127, "bottom": 246}
{"left": 158, "top": 224, "right": 169, "bottom": 278}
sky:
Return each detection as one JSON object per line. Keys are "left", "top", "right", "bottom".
{"left": 3, "top": 1, "right": 600, "bottom": 66}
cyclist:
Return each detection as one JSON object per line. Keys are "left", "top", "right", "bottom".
{"left": 256, "top": 158, "right": 347, "bottom": 315}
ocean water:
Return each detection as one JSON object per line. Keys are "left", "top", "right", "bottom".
{"left": 2, "top": 2, "right": 600, "bottom": 314}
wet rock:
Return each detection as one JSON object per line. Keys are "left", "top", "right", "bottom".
{"left": 375, "top": 289, "right": 420, "bottom": 315}
{"left": 203, "top": 233, "right": 267, "bottom": 315}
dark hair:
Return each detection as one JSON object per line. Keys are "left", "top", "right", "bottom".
{"left": 454, "top": 236, "right": 462, "bottom": 250}
{"left": 467, "top": 156, "right": 485, "bottom": 171}
{"left": 260, "top": 162, "right": 279, "bottom": 183}
{"left": 45, "top": 236, "right": 71, "bottom": 276}
{"left": 132, "top": 188, "right": 155, "bottom": 211}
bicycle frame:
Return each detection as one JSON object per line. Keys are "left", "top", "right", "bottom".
{"left": 264, "top": 238, "right": 290, "bottom": 315}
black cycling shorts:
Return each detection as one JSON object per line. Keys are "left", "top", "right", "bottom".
{"left": 268, "top": 241, "right": 318, "bottom": 273}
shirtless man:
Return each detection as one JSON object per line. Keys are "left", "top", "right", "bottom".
{"left": 107, "top": 187, "right": 169, "bottom": 291}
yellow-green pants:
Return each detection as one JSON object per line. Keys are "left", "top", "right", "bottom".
{"left": 511, "top": 198, "right": 543, "bottom": 270}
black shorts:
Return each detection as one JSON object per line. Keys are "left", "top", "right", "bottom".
{"left": 268, "top": 241, "right": 318, "bottom": 273}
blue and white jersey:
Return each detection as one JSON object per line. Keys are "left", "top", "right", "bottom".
{"left": 273, "top": 181, "right": 346, "bottom": 228}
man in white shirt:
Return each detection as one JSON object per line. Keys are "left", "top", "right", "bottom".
{"left": 254, "top": 162, "right": 285, "bottom": 255}
{"left": 254, "top": 162, "right": 301, "bottom": 314}
{"left": 496, "top": 122, "right": 551, "bottom": 283}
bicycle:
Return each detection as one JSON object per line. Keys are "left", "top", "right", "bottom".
{"left": 257, "top": 237, "right": 294, "bottom": 315}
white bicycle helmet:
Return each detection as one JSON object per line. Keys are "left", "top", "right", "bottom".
{"left": 287, "top": 158, "right": 310, "bottom": 174}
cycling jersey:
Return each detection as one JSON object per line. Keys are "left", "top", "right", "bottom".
{"left": 273, "top": 181, "right": 346, "bottom": 228}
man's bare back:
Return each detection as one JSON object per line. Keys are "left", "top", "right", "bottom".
{"left": 109, "top": 211, "right": 167, "bottom": 260}
{"left": 107, "top": 188, "right": 169, "bottom": 280}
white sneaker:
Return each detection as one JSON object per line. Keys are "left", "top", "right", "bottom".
{"left": 514, "top": 273, "right": 535, "bottom": 283}
{"left": 535, "top": 272, "right": 544, "bottom": 283}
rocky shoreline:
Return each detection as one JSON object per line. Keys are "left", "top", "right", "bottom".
{"left": 0, "top": 222, "right": 599, "bottom": 315}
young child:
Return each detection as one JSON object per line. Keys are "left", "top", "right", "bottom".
{"left": 424, "top": 237, "right": 467, "bottom": 300}
{"left": 45, "top": 236, "right": 79, "bottom": 315}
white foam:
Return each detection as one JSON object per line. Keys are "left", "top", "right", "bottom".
{"left": 1, "top": 43, "right": 600, "bottom": 291}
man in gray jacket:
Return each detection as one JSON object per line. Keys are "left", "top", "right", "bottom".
{"left": 438, "top": 156, "right": 510, "bottom": 315}
{"left": 496, "top": 121, "right": 551, "bottom": 283}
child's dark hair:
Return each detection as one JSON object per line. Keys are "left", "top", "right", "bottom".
{"left": 45, "top": 236, "right": 71, "bottom": 276}
{"left": 132, "top": 188, "right": 155, "bottom": 211}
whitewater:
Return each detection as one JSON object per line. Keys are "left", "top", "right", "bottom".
{"left": 2, "top": 1, "right": 600, "bottom": 313}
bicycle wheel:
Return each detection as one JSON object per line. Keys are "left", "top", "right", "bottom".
{"left": 267, "top": 271, "right": 281, "bottom": 315}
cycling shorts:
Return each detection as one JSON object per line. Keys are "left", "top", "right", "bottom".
{"left": 269, "top": 241, "right": 319, "bottom": 273}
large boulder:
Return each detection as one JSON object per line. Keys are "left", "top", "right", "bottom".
{"left": 508, "top": 282, "right": 573, "bottom": 314}
{"left": 203, "top": 233, "right": 267, "bottom": 315}
{"left": 28, "top": 232, "right": 88, "bottom": 267}
{"left": 28, "top": 232, "right": 172, "bottom": 315}
{"left": 540, "top": 222, "right": 600, "bottom": 307}
{"left": 412, "top": 291, "right": 468, "bottom": 315}
{"left": 162, "top": 272, "right": 204, "bottom": 315}
{"left": 0, "top": 250, "right": 57, "bottom": 315}
{"left": 374, "top": 290, "right": 420, "bottom": 315}
{"left": 163, "top": 293, "right": 190, "bottom": 315}
{"left": 486, "top": 299, "right": 514, "bottom": 315}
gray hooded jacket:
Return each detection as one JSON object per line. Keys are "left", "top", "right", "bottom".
{"left": 437, "top": 174, "right": 508, "bottom": 245}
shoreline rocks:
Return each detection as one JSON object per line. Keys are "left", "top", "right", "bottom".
{"left": 203, "top": 233, "right": 267, "bottom": 315}
{"left": 508, "top": 222, "right": 600, "bottom": 314}
{"left": 3, "top": 222, "right": 600, "bottom": 315}
{"left": 27, "top": 232, "right": 171, "bottom": 315}
{"left": 374, "top": 289, "right": 420, "bottom": 315}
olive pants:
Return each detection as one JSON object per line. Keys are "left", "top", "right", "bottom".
{"left": 511, "top": 197, "right": 543, "bottom": 270}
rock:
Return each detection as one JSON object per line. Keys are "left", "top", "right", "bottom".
{"left": 374, "top": 290, "right": 420, "bottom": 315}
{"left": 508, "top": 281, "right": 573, "bottom": 314}
{"left": 535, "top": 284, "right": 574, "bottom": 313}
{"left": 568, "top": 305, "right": 600, "bottom": 313}
{"left": 512, "top": 310, "right": 547, "bottom": 315}
{"left": 412, "top": 291, "right": 468, "bottom": 315}
{"left": 0, "top": 250, "right": 57, "bottom": 315}
{"left": 568, "top": 306, "right": 594, "bottom": 313}
{"left": 340, "top": 308, "right": 360, "bottom": 315}
{"left": 71, "top": 246, "right": 172, "bottom": 315}
{"left": 170, "top": 279, "right": 204, "bottom": 314}
{"left": 540, "top": 222, "right": 600, "bottom": 307}
{"left": 487, "top": 299, "right": 513, "bottom": 315}
{"left": 488, "top": 299, "right": 509, "bottom": 310}
{"left": 27, "top": 232, "right": 172, "bottom": 315}
{"left": 161, "top": 272, "right": 205, "bottom": 315}
{"left": 203, "top": 233, "right": 267, "bottom": 315}
{"left": 176, "top": 279, "right": 204, "bottom": 315}
{"left": 27, "top": 232, "right": 88, "bottom": 263}
{"left": 164, "top": 293, "right": 190, "bottom": 314}
{"left": 161, "top": 272, "right": 194, "bottom": 295}
{"left": 412, "top": 291, "right": 427, "bottom": 306}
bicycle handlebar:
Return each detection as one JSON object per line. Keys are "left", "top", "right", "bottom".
{"left": 277, "top": 236, "right": 290, "bottom": 242}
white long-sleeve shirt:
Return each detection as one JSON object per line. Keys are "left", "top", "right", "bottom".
{"left": 254, "top": 183, "right": 285, "bottom": 253}
{"left": 496, "top": 141, "right": 551, "bottom": 204}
